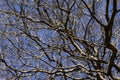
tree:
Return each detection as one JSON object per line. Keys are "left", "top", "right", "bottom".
{"left": 0, "top": 0, "right": 120, "bottom": 80}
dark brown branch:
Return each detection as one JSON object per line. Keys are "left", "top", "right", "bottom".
{"left": 105, "top": 0, "right": 110, "bottom": 22}
{"left": 81, "top": 0, "right": 105, "bottom": 27}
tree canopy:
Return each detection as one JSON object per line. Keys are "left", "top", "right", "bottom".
{"left": 0, "top": 0, "right": 120, "bottom": 80}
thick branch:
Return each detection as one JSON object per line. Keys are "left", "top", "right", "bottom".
{"left": 105, "top": 0, "right": 110, "bottom": 22}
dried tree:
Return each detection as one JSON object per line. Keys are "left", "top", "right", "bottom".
{"left": 0, "top": 0, "right": 120, "bottom": 80}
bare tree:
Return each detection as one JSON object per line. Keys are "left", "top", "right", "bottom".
{"left": 0, "top": 0, "right": 120, "bottom": 80}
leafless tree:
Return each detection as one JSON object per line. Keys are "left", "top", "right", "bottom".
{"left": 0, "top": 0, "right": 120, "bottom": 80}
